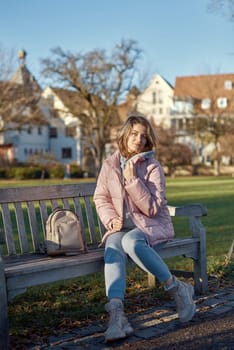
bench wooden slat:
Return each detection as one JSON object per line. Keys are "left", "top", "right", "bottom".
{"left": 39, "top": 200, "right": 49, "bottom": 237}
{"left": 0, "top": 183, "right": 97, "bottom": 203}
{"left": 27, "top": 201, "right": 41, "bottom": 252}
{"left": 97, "top": 217, "right": 106, "bottom": 238}
{"left": 84, "top": 196, "right": 98, "bottom": 245}
{"left": 73, "top": 197, "right": 86, "bottom": 235}
{"left": 62, "top": 198, "right": 70, "bottom": 210}
{"left": 1, "top": 203, "right": 16, "bottom": 255}
{"left": 5, "top": 250, "right": 105, "bottom": 300}
{"left": 14, "top": 202, "right": 29, "bottom": 253}
{"left": 51, "top": 199, "right": 59, "bottom": 210}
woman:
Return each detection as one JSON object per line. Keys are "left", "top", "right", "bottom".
{"left": 94, "top": 114, "right": 196, "bottom": 342}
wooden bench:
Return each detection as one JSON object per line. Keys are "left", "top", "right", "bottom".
{"left": 0, "top": 182, "right": 208, "bottom": 349}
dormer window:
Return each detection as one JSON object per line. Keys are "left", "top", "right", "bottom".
{"left": 201, "top": 98, "right": 211, "bottom": 109}
{"left": 224, "top": 80, "right": 232, "bottom": 90}
{"left": 217, "top": 97, "right": 227, "bottom": 108}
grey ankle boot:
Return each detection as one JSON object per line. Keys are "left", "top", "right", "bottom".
{"left": 104, "top": 299, "right": 134, "bottom": 342}
{"left": 165, "top": 276, "right": 196, "bottom": 323}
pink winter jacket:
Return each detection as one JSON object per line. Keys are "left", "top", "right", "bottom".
{"left": 93, "top": 150, "right": 175, "bottom": 246}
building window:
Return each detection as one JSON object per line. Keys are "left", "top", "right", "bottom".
{"left": 178, "top": 119, "right": 183, "bottom": 129}
{"left": 62, "top": 148, "right": 72, "bottom": 159}
{"left": 171, "top": 119, "right": 177, "bottom": 129}
{"left": 201, "top": 98, "right": 211, "bottom": 109}
{"left": 38, "top": 127, "right": 42, "bottom": 135}
{"left": 224, "top": 80, "right": 232, "bottom": 90}
{"left": 152, "top": 92, "right": 156, "bottom": 104}
{"left": 50, "top": 127, "right": 57, "bottom": 138}
{"left": 65, "top": 127, "right": 76, "bottom": 137}
{"left": 158, "top": 91, "right": 163, "bottom": 104}
{"left": 27, "top": 127, "right": 32, "bottom": 134}
{"left": 217, "top": 97, "right": 227, "bottom": 109}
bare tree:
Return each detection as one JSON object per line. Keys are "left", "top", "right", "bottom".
{"left": 0, "top": 45, "right": 16, "bottom": 80}
{"left": 40, "top": 39, "right": 143, "bottom": 174}
{"left": 155, "top": 125, "right": 192, "bottom": 177}
{"left": 212, "top": 133, "right": 234, "bottom": 164}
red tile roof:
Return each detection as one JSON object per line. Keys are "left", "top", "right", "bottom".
{"left": 174, "top": 74, "right": 234, "bottom": 100}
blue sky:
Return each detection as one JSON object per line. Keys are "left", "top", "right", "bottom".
{"left": 0, "top": 0, "right": 233, "bottom": 87}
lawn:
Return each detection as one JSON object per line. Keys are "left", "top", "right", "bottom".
{"left": 165, "top": 176, "right": 234, "bottom": 273}
{"left": 1, "top": 176, "right": 233, "bottom": 347}
{"left": 166, "top": 176, "right": 234, "bottom": 257}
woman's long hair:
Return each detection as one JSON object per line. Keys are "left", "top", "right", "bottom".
{"left": 117, "top": 114, "right": 157, "bottom": 158}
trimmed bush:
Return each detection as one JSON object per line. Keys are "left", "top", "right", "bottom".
{"left": 70, "top": 164, "right": 84, "bottom": 178}
{"left": 48, "top": 164, "right": 65, "bottom": 179}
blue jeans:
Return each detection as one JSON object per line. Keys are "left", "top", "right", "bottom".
{"left": 104, "top": 228, "right": 172, "bottom": 300}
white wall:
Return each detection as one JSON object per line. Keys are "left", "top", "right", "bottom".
{"left": 137, "top": 74, "right": 174, "bottom": 128}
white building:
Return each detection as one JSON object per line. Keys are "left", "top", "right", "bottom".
{"left": 0, "top": 50, "right": 50, "bottom": 164}
{"left": 0, "top": 51, "right": 83, "bottom": 166}
{"left": 136, "top": 74, "right": 174, "bottom": 128}
{"left": 39, "top": 87, "right": 83, "bottom": 165}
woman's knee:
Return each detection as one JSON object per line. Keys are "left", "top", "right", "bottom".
{"left": 104, "top": 246, "right": 126, "bottom": 264}
{"left": 105, "top": 231, "right": 124, "bottom": 250}
{"left": 105, "top": 232, "right": 127, "bottom": 263}
{"left": 122, "top": 230, "right": 146, "bottom": 255}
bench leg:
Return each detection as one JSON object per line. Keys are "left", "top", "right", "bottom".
{"left": 148, "top": 272, "right": 156, "bottom": 287}
{"left": 0, "top": 257, "right": 9, "bottom": 350}
{"left": 189, "top": 216, "right": 208, "bottom": 295}
{"left": 195, "top": 224, "right": 208, "bottom": 294}
{"left": 193, "top": 257, "right": 208, "bottom": 295}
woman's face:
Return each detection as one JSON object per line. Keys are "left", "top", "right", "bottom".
{"left": 127, "top": 123, "right": 147, "bottom": 156}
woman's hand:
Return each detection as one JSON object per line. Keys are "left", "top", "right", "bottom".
{"left": 108, "top": 217, "right": 123, "bottom": 232}
{"left": 123, "top": 160, "right": 136, "bottom": 182}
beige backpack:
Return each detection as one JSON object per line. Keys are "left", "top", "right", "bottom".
{"left": 45, "top": 208, "right": 87, "bottom": 256}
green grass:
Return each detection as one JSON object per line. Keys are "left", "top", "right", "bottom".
{"left": 2, "top": 176, "right": 233, "bottom": 345}
{"left": 164, "top": 176, "right": 234, "bottom": 271}
{"left": 166, "top": 176, "right": 234, "bottom": 257}
{"left": 0, "top": 177, "right": 96, "bottom": 188}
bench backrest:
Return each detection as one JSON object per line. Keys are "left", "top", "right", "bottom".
{"left": 0, "top": 182, "right": 105, "bottom": 256}
{"left": 0, "top": 182, "right": 208, "bottom": 257}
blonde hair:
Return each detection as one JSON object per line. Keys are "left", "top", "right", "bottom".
{"left": 117, "top": 114, "right": 157, "bottom": 158}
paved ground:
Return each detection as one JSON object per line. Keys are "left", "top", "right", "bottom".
{"left": 25, "top": 285, "right": 234, "bottom": 350}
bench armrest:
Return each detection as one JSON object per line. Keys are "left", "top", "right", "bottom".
{"left": 168, "top": 203, "right": 207, "bottom": 240}
{"left": 167, "top": 203, "right": 207, "bottom": 217}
